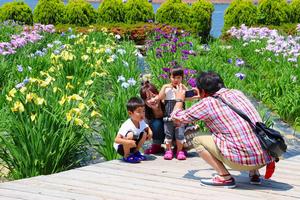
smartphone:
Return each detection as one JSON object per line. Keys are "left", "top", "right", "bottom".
{"left": 185, "top": 90, "right": 196, "bottom": 98}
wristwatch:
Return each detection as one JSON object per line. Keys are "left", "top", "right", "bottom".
{"left": 175, "top": 99, "right": 183, "bottom": 102}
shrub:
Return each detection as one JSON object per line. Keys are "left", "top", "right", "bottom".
{"left": 33, "top": 0, "right": 65, "bottom": 25}
{"left": 124, "top": 0, "right": 155, "bottom": 24}
{"left": 257, "top": 0, "right": 290, "bottom": 25}
{"left": 156, "top": 0, "right": 191, "bottom": 24}
{"left": 0, "top": 1, "right": 33, "bottom": 25}
{"left": 224, "top": 0, "right": 257, "bottom": 30}
{"left": 290, "top": 0, "right": 300, "bottom": 23}
{"left": 98, "top": 0, "right": 125, "bottom": 23}
{"left": 64, "top": 0, "right": 97, "bottom": 26}
{"left": 190, "top": 0, "right": 214, "bottom": 38}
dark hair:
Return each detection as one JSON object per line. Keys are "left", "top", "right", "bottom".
{"left": 169, "top": 67, "right": 184, "bottom": 77}
{"left": 196, "top": 71, "right": 225, "bottom": 95}
{"left": 140, "top": 81, "right": 159, "bottom": 100}
{"left": 140, "top": 81, "right": 165, "bottom": 120}
{"left": 127, "top": 97, "right": 145, "bottom": 112}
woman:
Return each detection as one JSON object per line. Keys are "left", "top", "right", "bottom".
{"left": 140, "top": 81, "right": 165, "bottom": 154}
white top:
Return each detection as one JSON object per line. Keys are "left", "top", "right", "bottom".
{"left": 114, "top": 118, "right": 149, "bottom": 150}
{"left": 164, "top": 87, "right": 176, "bottom": 100}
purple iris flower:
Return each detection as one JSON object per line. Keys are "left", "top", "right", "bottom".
{"left": 160, "top": 43, "right": 169, "bottom": 47}
{"left": 170, "top": 45, "right": 177, "bottom": 53}
{"left": 188, "top": 78, "right": 197, "bottom": 87}
{"left": 15, "top": 82, "right": 25, "bottom": 89}
{"left": 17, "top": 65, "right": 23, "bottom": 72}
{"left": 156, "top": 48, "right": 163, "bottom": 58}
{"left": 181, "top": 50, "right": 190, "bottom": 55}
{"left": 203, "top": 44, "right": 210, "bottom": 51}
{"left": 23, "top": 78, "right": 30, "bottom": 84}
{"left": 235, "top": 73, "right": 246, "bottom": 80}
{"left": 159, "top": 74, "right": 168, "bottom": 79}
{"left": 162, "top": 67, "right": 170, "bottom": 72}
{"left": 169, "top": 60, "right": 177, "bottom": 67}
{"left": 178, "top": 42, "right": 186, "bottom": 47}
{"left": 182, "top": 55, "right": 189, "bottom": 60}
{"left": 54, "top": 49, "right": 60, "bottom": 55}
{"left": 189, "top": 69, "right": 197, "bottom": 74}
{"left": 184, "top": 69, "right": 189, "bottom": 75}
{"left": 155, "top": 35, "right": 161, "bottom": 41}
{"left": 236, "top": 58, "right": 245, "bottom": 66}
{"left": 227, "top": 58, "right": 233, "bottom": 64}
{"left": 172, "top": 37, "right": 179, "bottom": 43}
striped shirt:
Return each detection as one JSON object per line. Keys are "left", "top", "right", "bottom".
{"left": 171, "top": 88, "right": 273, "bottom": 166}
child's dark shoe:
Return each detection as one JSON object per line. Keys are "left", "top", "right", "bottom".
{"left": 134, "top": 151, "right": 147, "bottom": 161}
{"left": 123, "top": 154, "right": 140, "bottom": 163}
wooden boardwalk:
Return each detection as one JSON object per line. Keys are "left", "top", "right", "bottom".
{"left": 0, "top": 146, "right": 299, "bottom": 200}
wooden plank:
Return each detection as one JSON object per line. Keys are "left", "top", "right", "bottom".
{"left": 0, "top": 153, "right": 299, "bottom": 200}
{"left": 0, "top": 188, "right": 68, "bottom": 200}
{"left": 39, "top": 171, "right": 221, "bottom": 199}
{"left": 84, "top": 158, "right": 300, "bottom": 198}
{"left": 92, "top": 159, "right": 300, "bottom": 187}
{"left": 4, "top": 180, "right": 150, "bottom": 200}
{"left": 77, "top": 164, "right": 292, "bottom": 198}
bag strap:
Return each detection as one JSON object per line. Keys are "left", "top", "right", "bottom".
{"left": 214, "top": 96, "right": 256, "bottom": 129}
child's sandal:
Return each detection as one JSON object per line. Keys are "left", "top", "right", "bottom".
{"left": 123, "top": 154, "right": 140, "bottom": 163}
{"left": 176, "top": 151, "right": 186, "bottom": 160}
{"left": 164, "top": 150, "right": 173, "bottom": 160}
{"left": 134, "top": 151, "right": 147, "bottom": 161}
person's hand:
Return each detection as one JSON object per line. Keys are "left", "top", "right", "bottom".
{"left": 174, "top": 83, "right": 186, "bottom": 101}
{"left": 190, "top": 87, "right": 201, "bottom": 100}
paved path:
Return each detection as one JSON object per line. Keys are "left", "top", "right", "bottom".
{"left": 0, "top": 143, "right": 299, "bottom": 200}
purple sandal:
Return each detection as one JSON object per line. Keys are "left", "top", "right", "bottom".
{"left": 134, "top": 151, "right": 147, "bottom": 161}
{"left": 122, "top": 154, "right": 140, "bottom": 163}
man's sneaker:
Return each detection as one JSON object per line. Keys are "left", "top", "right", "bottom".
{"left": 200, "top": 175, "right": 236, "bottom": 189}
{"left": 250, "top": 175, "right": 262, "bottom": 185}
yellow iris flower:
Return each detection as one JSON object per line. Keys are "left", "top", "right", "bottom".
{"left": 8, "top": 88, "right": 17, "bottom": 97}
{"left": 11, "top": 101, "right": 24, "bottom": 113}
{"left": 85, "top": 80, "right": 93, "bottom": 86}
{"left": 74, "top": 118, "right": 83, "bottom": 126}
{"left": 30, "top": 113, "right": 37, "bottom": 122}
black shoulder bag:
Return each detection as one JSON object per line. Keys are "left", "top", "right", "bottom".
{"left": 215, "top": 96, "right": 287, "bottom": 162}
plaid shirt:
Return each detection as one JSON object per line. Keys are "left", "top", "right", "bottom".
{"left": 171, "top": 88, "right": 273, "bottom": 166}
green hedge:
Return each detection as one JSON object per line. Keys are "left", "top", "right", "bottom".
{"left": 290, "top": 0, "right": 300, "bottom": 23}
{"left": 190, "top": 0, "right": 214, "bottom": 38}
{"left": 124, "top": 0, "right": 155, "bottom": 24}
{"left": 64, "top": 0, "right": 97, "bottom": 26}
{"left": 0, "top": 1, "right": 33, "bottom": 25}
{"left": 257, "top": 0, "right": 290, "bottom": 25}
{"left": 98, "top": 0, "right": 125, "bottom": 23}
{"left": 33, "top": 0, "right": 65, "bottom": 25}
{"left": 156, "top": 0, "right": 190, "bottom": 24}
{"left": 224, "top": 0, "right": 257, "bottom": 30}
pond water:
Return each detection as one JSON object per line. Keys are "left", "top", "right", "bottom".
{"left": 0, "top": 0, "right": 228, "bottom": 38}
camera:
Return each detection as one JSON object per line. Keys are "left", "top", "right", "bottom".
{"left": 185, "top": 90, "right": 196, "bottom": 98}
